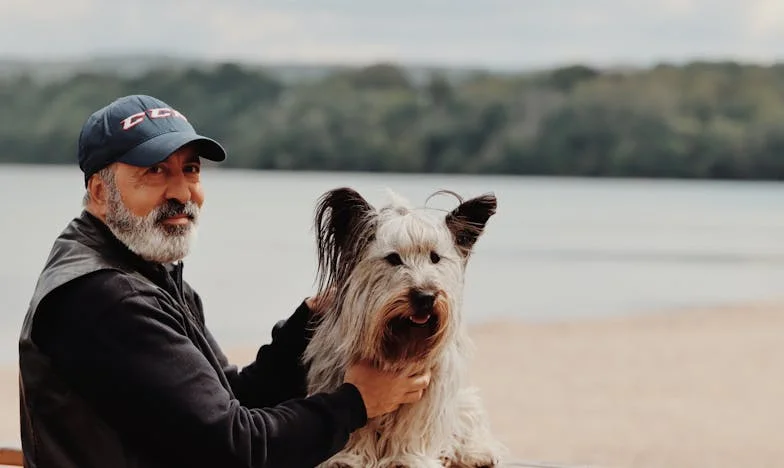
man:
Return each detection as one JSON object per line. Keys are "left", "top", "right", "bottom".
{"left": 18, "top": 94, "right": 431, "bottom": 468}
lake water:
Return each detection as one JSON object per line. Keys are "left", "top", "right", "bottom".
{"left": 1, "top": 164, "right": 783, "bottom": 365}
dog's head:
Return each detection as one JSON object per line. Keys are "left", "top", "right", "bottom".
{"left": 313, "top": 187, "right": 496, "bottom": 370}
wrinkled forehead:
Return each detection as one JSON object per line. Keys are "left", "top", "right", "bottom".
{"left": 374, "top": 207, "right": 452, "bottom": 253}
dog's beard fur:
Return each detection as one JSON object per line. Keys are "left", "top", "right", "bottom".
{"left": 340, "top": 279, "right": 455, "bottom": 373}
{"left": 101, "top": 170, "right": 199, "bottom": 264}
{"left": 304, "top": 187, "right": 506, "bottom": 467}
{"left": 376, "top": 291, "right": 451, "bottom": 366}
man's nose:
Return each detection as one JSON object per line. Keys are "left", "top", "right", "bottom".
{"left": 164, "top": 173, "right": 192, "bottom": 204}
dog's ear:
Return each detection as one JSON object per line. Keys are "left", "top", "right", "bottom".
{"left": 314, "top": 187, "right": 377, "bottom": 294}
{"left": 445, "top": 193, "right": 497, "bottom": 258}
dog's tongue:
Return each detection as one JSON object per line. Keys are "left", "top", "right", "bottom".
{"left": 409, "top": 314, "right": 431, "bottom": 325}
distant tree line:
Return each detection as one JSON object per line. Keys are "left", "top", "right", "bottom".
{"left": 2, "top": 61, "right": 784, "bottom": 180}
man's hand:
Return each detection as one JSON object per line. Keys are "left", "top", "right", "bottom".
{"left": 343, "top": 361, "right": 432, "bottom": 419}
{"left": 305, "top": 287, "right": 337, "bottom": 316}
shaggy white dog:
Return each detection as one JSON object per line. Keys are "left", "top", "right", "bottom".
{"left": 303, "top": 187, "right": 506, "bottom": 468}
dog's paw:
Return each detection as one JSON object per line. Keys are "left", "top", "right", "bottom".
{"left": 317, "top": 452, "right": 369, "bottom": 468}
{"left": 442, "top": 458, "right": 499, "bottom": 467}
{"left": 317, "top": 462, "right": 355, "bottom": 468}
{"left": 379, "top": 454, "right": 443, "bottom": 468}
{"left": 447, "top": 440, "right": 506, "bottom": 467}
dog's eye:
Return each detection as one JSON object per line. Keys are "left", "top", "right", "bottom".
{"left": 385, "top": 253, "right": 403, "bottom": 266}
{"left": 430, "top": 251, "right": 441, "bottom": 264}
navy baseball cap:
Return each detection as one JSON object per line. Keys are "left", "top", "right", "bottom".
{"left": 78, "top": 94, "right": 227, "bottom": 185}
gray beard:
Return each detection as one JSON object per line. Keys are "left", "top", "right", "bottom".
{"left": 104, "top": 187, "right": 200, "bottom": 264}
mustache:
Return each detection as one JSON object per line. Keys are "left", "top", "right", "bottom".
{"left": 154, "top": 200, "right": 199, "bottom": 224}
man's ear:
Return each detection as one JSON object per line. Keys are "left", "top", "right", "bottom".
{"left": 85, "top": 171, "right": 110, "bottom": 217}
{"left": 445, "top": 193, "right": 497, "bottom": 258}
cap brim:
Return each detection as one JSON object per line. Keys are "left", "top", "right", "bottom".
{"left": 117, "top": 131, "right": 226, "bottom": 167}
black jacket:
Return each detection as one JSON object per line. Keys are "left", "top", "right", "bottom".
{"left": 18, "top": 210, "right": 367, "bottom": 468}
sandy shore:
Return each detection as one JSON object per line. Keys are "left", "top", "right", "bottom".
{"left": 1, "top": 302, "right": 783, "bottom": 467}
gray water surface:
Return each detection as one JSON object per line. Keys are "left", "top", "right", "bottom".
{"left": 1, "top": 164, "right": 783, "bottom": 365}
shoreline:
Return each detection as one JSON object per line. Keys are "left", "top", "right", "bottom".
{"left": 2, "top": 301, "right": 783, "bottom": 467}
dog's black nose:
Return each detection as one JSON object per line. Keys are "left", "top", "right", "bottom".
{"left": 410, "top": 290, "right": 436, "bottom": 312}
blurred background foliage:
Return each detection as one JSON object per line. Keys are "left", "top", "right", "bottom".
{"left": 2, "top": 60, "right": 784, "bottom": 179}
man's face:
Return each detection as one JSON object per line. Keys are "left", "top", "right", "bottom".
{"left": 100, "top": 144, "right": 205, "bottom": 263}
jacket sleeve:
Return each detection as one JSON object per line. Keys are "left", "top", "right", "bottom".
{"left": 199, "top": 295, "right": 314, "bottom": 409}
{"left": 32, "top": 272, "right": 367, "bottom": 468}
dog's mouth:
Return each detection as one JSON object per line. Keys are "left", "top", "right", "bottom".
{"left": 406, "top": 290, "right": 438, "bottom": 328}
{"left": 377, "top": 289, "right": 449, "bottom": 363}
{"left": 407, "top": 312, "right": 433, "bottom": 327}
{"left": 387, "top": 313, "right": 440, "bottom": 341}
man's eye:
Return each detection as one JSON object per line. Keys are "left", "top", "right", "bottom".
{"left": 147, "top": 166, "right": 164, "bottom": 174}
{"left": 185, "top": 165, "right": 201, "bottom": 173}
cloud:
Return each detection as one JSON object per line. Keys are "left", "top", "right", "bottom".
{"left": 743, "top": 0, "right": 784, "bottom": 39}
{"left": 0, "top": 0, "right": 93, "bottom": 20}
{"left": 0, "top": 0, "right": 781, "bottom": 68}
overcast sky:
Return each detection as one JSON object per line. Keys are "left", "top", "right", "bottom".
{"left": 1, "top": 0, "right": 782, "bottom": 69}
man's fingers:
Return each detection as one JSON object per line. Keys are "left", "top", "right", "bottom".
{"left": 402, "top": 389, "right": 424, "bottom": 404}
{"left": 306, "top": 287, "right": 338, "bottom": 313}
{"left": 410, "top": 373, "right": 431, "bottom": 390}
{"left": 405, "top": 363, "right": 431, "bottom": 377}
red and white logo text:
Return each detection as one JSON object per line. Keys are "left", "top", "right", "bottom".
{"left": 120, "top": 108, "right": 188, "bottom": 131}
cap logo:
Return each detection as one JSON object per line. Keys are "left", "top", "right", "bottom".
{"left": 120, "top": 107, "right": 188, "bottom": 131}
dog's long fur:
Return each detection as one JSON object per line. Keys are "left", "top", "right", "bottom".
{"left": 303, "top": 187, "right": 506, "bottom": 468}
